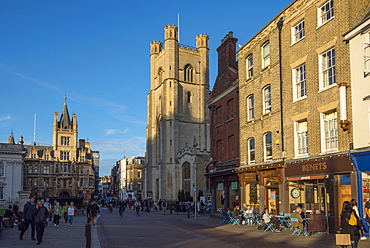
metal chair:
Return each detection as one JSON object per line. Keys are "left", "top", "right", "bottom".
{"left": 264, "top": 221, "right": 276, "bottom": 232}
{"left": 290, "top": 217, "right": 304, "bottom": 236}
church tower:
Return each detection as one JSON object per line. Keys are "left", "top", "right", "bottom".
{"left": 146, "top": 25, "right": 210, "bottom": 201}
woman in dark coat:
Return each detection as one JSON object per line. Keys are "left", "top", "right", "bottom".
{"left": 339, "top": 201, "right": 364, "bottom": 248}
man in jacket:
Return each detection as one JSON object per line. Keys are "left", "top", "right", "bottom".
{"left": 20, "top": 196, "right": 36, "bottom": 241}
{"left": 33, "top": 200, "right": 49, "bottom": 245}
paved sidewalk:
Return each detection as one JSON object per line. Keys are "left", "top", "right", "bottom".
{"left": 180, "top": 213, "right": 370, "bottom": 248}
{"left": 0, "top": 215, "right": 101, "bottom": 248}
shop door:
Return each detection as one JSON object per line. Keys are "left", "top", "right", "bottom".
{"left": 266, "top": 187, "right": 278, "bottom": 214}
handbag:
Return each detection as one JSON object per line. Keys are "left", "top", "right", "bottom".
{"left": 17, "top": 221, "right": 26, "bottom": 232}
{"left": 335, "top": 233, "right": 351, "bottom": 246}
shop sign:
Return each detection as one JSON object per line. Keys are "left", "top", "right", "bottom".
{"left": 262, "top": 169, "right": 277, "bottom": 176}
{"left": 243, "top": 172, "right": 257, "bottom": 182}
{"left": 217, "top": 183, "right": 224, "bottom": 190}
{"left": 231, "top": 181, "right": 238, "bottom": 190}
{"left": 285, "top": 155, "right": 353, "bottom": 177}
{"left": 270, "top": 192, "right": 276, "bottom": 200}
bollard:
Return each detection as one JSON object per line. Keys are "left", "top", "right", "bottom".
{"left": 85, "top": 223, "right": 91, "bottom": 248}
{"left": 170, "top": 204, "right": 172, "bottom": 214}
{"left": 187, "top": 208, "right": 190, "bottom": 218}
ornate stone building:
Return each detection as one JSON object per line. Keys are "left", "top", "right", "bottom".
{"left": 23, "top": 98, "right": 97, "bottom": 199}
{"left": 146, "top": 24, "right": 210, "bottom": 201}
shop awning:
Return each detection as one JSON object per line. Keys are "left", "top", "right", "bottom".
{"left": 287, "top": 175, "right": 327, "bottom": 181}
{"left": 350, "top": 150, "right": 370, "bottom": 172}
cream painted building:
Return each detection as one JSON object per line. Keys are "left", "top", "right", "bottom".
{"left": 146, "top": 25, "right": 210, "bottom": 201}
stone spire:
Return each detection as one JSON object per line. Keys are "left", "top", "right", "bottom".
{"left": 59, "top": 95, "right": 71, "bottom": 129}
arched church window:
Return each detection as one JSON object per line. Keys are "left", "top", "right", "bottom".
{"left": 184, "top": 64, "right": 193, "bottom": 82}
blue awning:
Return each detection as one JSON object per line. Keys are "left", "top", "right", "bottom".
{"left": 350, "top": 150, "right": 370, "bottom": 172}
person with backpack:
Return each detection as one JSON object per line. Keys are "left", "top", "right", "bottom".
{"left": 350, "top": 199, "right": 366, "bottom": 240}
{"left": 339, "top": 201, "right": 364, "bottom": 248}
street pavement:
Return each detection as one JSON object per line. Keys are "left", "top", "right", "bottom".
{"left": 2, "top": 208, "right": 369, "bottom": 248}
{"left": 96, "top": 208, "right": 370, "bottom": 248}
{"left": 0, "top": 214, "right": 100, "bottom": 248}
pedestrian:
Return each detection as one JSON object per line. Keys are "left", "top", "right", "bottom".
{"left": 44, "top": 198, "right": 53, "bottom": 223}
{"left": 62, "top": 202, "right": 69, "bottom": 223}
{"left": 20, "top": 196, "right": 36, "bottom": 241}
{"left": 119, "top": 200, "right": 125, "bottom": 217}
{"left": 350, "top": 199, "right": 366, "bottom": 240}
{"left": 339, "top": 201, "right": 364, "bottom": 248}
{"left": 90, "top": 200, "right": 100, "bottom": 226}
{"left": 67, "top": 202, "right": 77, "bottom": 226}
{"left": 161, "top": 199, "right": 167, "bottom": 214}
{"left": 51, "top": 202, "right": 63, "bottom": 227}
{"left": 33, "top": 200, "right": 49, "bottom": 245}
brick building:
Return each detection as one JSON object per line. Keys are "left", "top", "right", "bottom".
{"left": 206, "top": 31, "right": 240, "bottom": 211}
{"left": 237, "top": 0, "right": 369, "bottom": 232}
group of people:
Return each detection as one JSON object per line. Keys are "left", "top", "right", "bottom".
{"left": 18, "top": 196, "right": 79, "bottom": 245}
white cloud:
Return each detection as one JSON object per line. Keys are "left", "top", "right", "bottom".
{"left": 0, "top": 115, "right": 12, "bottom": 122}
{"left": 104, "top": 128, "right": 129, "bottom": 136}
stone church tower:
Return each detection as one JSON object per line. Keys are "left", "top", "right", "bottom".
{"left": 146, "top": 25, "right": 210, "bottom": 201}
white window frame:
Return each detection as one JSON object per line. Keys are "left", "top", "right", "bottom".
{"left": 364, "top": 37, "right": 370, "bottom": 75}
{"left": 292, "top": 19, "right": 305, "bottom": 44}
{"left": 318, "top": 0, "right": 334, "bottom": 27}
{"left": 261, "top": 41, "right": 270, "bottom": 68}
{"left": 0, "top": 162, "right": 4, "bottom": 177}
{"left": 246, "top": 54, "right": 254, "bottom": 79}
{"left": 319, "top": 48, "right": 336, "bottom": 91}
{"left": 263, "top": 132, "right": 272, "bottom": 161}
{"left": 294, "top": 120, "right": 308, "bottom": 157}
{"left": 60, "top": 151, "right": 70, "bottom": 161}
{"left": 247, "top": 95, "right": 254, "bottom": 121}
{"left": 321, "top": 111, "right": 338, "bottom": 152}
{"left": 263, "top": 85, "right": 271, "bottom": 114}
{"left": 292, "top": 64, "right": 307, "bottom": 101}
{"left": 247, "top": 138, "right": 255, "bottom": 164}
{"left": 138, "top": 170, "right": 142, "bottom": 178}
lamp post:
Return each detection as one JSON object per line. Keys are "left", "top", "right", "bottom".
{"left": 194, "top": 165, "right": 197, "bottom": 222}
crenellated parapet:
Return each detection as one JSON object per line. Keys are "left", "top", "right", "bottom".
{"left": 150, "top": 40, "right": 162, "bottom": 55}
{"left": 196, "top": 33, "right": 209, "bottom": 49}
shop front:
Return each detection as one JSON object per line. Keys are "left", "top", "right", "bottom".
{"left": 350, "top": 149, "right": 370, "bottom": 236}
{"left": 285, "top": 154, "right": 354, "bottom": 233}
{"left": 205, "top": 168, "right": 240, "bottom": 214}
{"left": 237, "top": 163, "right": 284, "bottom": 214}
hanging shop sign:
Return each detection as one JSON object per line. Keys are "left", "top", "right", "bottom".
{"left": 217, "top": 183, "right": 224, "bottom": 190}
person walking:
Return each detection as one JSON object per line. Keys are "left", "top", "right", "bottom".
{"left": 33, "top": 200, "right": 49, "bottom": 245}
{"left": 119, "top": 200, "right": 125, "bottom": 217}
{"left": 339, "top": 201, "right": 364, "bottom": 248}
{"left": 90, "top": 200, "right": 100, "bottom": 226}
{"left": 20, "top": 196, "right": 36, "bottom": 241}
{"left": 51, "top": 202, "right": 63, "bottom": 227}
{"left": 67, "top": 202, "right": 77, "bottom": 226}
{"left": 350, "top": 199, "right": 366, "bottom": 240}
{"left": 161, "top": 199, "right": 167, "bottom": 214}
{"left": 62, "top": 202, "right": 69, "bottom": 223}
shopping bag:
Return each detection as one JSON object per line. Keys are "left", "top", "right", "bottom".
{"left": 335, "top": 233, "right": 351, "bottom": 246}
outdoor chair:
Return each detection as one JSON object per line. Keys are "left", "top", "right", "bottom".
{"left": 290, "top": 217, "right": 304, "bottom": 236}
{"left": 264, "top": 221, "right": 276, "bottom": 232}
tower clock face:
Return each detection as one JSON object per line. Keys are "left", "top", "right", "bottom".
{"left": 291, "top": 188, "right": 300, "bottom": 198}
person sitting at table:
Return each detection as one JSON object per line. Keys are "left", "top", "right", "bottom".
{"left": 233, "top": 205, "right": 243, "bottom": 224}
{"left": 291, "top": 207, "right": 305, "bottom": 231}
{"left": 244, "top": 206, "right": 253, "bottom": 225}
{"left": 262, "top": 208, "right": 281, "bottom": 232}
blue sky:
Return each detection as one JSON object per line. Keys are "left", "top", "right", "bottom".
{"left": 0, "top": 0, "right": 292, "bottom": 176}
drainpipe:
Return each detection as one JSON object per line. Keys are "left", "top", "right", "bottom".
{"left": 277, "top": 17, "right": 285, "bottom": 158}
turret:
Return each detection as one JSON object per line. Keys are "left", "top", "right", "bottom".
{"left": 164, "top": 24, "right": 178, "bottom": 41}
{"left": 196, "top": 33, "right": 209, "bottom": 49}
